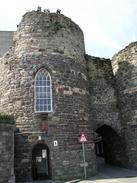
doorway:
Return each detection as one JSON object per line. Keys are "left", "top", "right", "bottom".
{"left": 95, "top": 125, "right": 127, "bottom": 168}
{"left": 32, "top": 143, "right": 50, "bottom": 180}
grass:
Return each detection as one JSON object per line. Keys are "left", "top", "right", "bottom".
{"left": 0, "top": 112, "right": 14, "bottom": 123}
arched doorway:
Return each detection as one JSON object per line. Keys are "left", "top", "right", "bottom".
{"left": 95, "top": 125, "right": 127, "bottom": 168}
{"left": 32, "top": 143, "right": 50, "bottom": 180}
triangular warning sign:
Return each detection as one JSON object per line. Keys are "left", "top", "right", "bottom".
{"left": 80, "top": 133, "right": 87, "bottom": 143}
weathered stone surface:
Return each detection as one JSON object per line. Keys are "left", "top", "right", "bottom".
{"left": 1, "top": 9, "right": 137, "bottom": 183}
{"left": 0, "top": 122, "right": 15, "bottom": 183}
{"left": 86, "top": 55, "right": 121, "bottom": 132}
{"left": 0, "top": 31, "right": 14, "bottom": 58}
{"left": 112, "top": 42, "right": 137, "bottom": 168}
{"left": 13, "top": 11, "right": 85, "bottom": 62}
{"left": 0, "top": 10, "right": 96, "bottom": 182}
{"left": 86, "top": 55, "right": 128, "bottom": 166}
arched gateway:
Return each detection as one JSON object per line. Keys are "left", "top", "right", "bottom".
{"left": 95, "top": 125, "right": 127, "bottom": 167}
{"left": 32, "top": 144, "right": 50, "bottom": 180}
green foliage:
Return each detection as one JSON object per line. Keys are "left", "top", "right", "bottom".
{"left": 0, "top": 112, "right": 13, "bottom": 123}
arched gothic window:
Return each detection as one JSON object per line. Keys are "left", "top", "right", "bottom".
{"left": 34, "top": 69, "right": 52, "bottom": 113}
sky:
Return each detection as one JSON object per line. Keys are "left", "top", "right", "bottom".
{"left": 0, "top": 0, "right": 137, "bottom": 58}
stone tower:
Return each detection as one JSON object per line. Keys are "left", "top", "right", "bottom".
{"left": 0, "top": 10, "right": 96, "bottom": 182}
{"left": 112, "top": 42, "right": 137, "bottom": 168}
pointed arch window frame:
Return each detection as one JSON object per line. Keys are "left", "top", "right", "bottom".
{"left": 34, "top": 69, "right": 53, "bottom": 113}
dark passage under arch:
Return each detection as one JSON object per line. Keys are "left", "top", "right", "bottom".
{"left": 32, "top": 143, "right": 50, "bottom": 180}
{"left": 95, "top": 125, "right": 128, "bottom": 167}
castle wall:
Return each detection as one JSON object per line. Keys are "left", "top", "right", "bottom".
{"left": 112, "top": 42, "right": 137, "bottom": 168}
{"left": 0, "top": 11, "right": 96, "bottom": 182}
{"left": 86, "top": 55, "right": 128, "bottom": 166}
{"left": 0, "top": 31, "right": 14, "bottom": 58}
{"left": 86, "top": 55, "right": 121, "bottom": 132}
{"left": 1, "top": 9, "right": 137, "bottom": 181}
{"left": 13, "top": 11, "right": 85, "bottom": 63}
{"left": 0, "top": 121, "right": 14, "bottom": 183}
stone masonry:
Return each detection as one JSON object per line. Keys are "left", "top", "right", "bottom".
{"left": 0, "top": 120, "right": 15, "bottom": 183}
{"left": 0, "top": 10, "right": 96, "bottom": 182}
{"left": 0, "top": 31, "right": 14, "bottom": 57}
{"left": 0, "top": 8, "right": 137, "bottom": 182}
{"left": 112, "top": 42, "right": 137, "bottom": 168}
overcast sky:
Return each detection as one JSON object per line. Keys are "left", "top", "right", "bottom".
{"left": 0, "top": 0, "right": 137, "bottom": 58}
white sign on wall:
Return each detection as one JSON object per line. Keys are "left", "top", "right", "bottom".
{"left": 54, "top": 140, "right": 58, "bottom": 146}
{"left": 42, "top": 149, "right": 47, "bottom": 158}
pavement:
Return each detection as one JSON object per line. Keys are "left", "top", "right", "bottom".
{"left": 84, "top": 164, "right": 137, "bottom": 183}
{"left": 85, "top": 157, "right": 137, "bottom": 183}
{"left": 19, "top": 158, "right": 137, "bottom": 183}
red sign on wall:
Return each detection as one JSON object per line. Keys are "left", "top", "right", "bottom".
{"left": 80, "top": 134, "right": 87, "bottom": 143}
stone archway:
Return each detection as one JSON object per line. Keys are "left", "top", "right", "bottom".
{"left": 32, "top": 143, "right": 50, "bottom": 180}
{"left": 95, "top": 125, "right": 127, "bottom": 167}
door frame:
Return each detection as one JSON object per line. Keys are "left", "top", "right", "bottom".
{"left": 31, "top": 143, "right": 51, "bottom": 180}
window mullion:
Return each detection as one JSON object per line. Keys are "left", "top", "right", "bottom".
{"left": 35, "top": 70, "right": 52, "bottom": 113}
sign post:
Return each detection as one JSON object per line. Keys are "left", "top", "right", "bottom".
{"left": 80, "top": 133, "right": 87, "bottom": 179}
